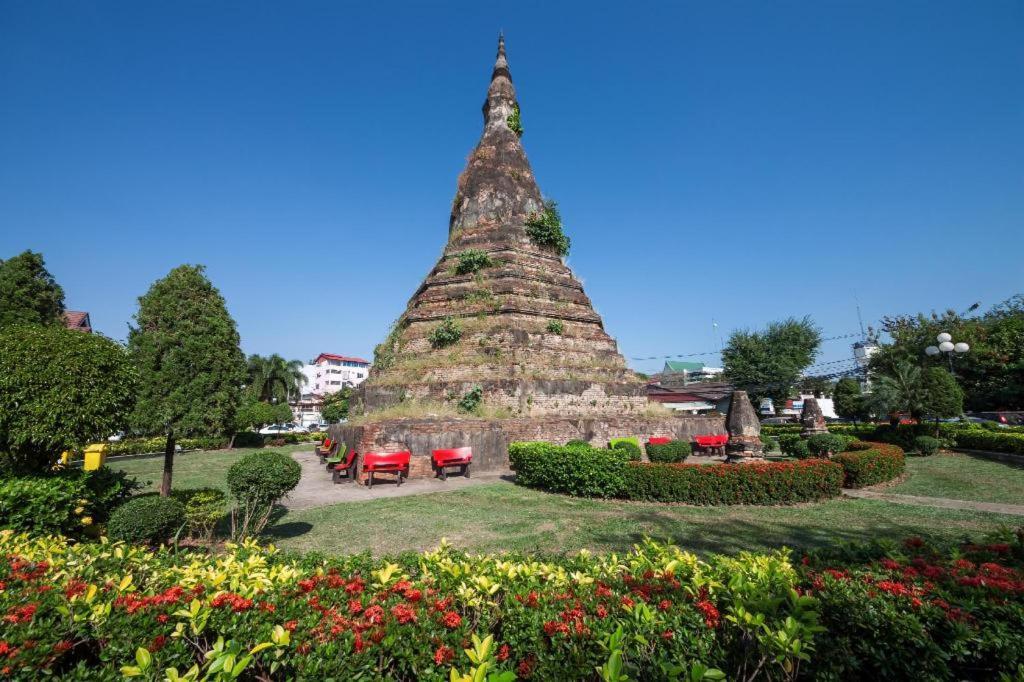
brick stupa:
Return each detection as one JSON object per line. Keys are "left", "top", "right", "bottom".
{"left": 335, "top": 37, "right": 723, "bottom": 478}
{"left": 359, "top": 35, "right": 646, "bottom": 416}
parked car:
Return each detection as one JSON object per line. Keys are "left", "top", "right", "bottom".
{"left": 259, "top": 424, "right": 292, "bottom": 435}
{"left": 760, "top": 417, "right": 796, "bottom": 425}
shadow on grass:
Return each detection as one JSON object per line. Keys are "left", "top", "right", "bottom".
{"left": 268, "top": 521, "right": 314, "bottom": 539}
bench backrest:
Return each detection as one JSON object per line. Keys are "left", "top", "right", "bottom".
{"left": 340, "top": 447, "right": 357, "bottom": 468}
{"left": 695, "top": 434, "right": 728, "bottom": 446}
{"left": 322, "top": 438, "right": 332, "bottom": 449}
{"left": 432, "top": 447, "right": 473, "bottom": 464}
{"left": 647, "top": 437, "right": 672, "bottom": 445}
{"left": 363, "top": 451, "right": 411, "bottom": 468}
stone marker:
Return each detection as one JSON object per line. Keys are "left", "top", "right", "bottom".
{"left": 725, "top": 390, "right": 764, "bottom": 463}
{"left": 800, "top": 397, "right": 829, "bottom": 438}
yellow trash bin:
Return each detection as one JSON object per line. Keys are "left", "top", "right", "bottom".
{"left": 83, "top": 443, "right": 109, "bottom": 471}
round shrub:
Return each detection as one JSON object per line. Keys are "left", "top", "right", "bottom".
{"left": 913, "top": 435, "right": 941, "bottom": 456}
{"left": 565, "top": 439, "right": 590, "bottom": 448}
{"left": 170, "top": 487, "right": 226, "bottom": 542}
{"left": 834, "top": 441, "right": 906, "bottom": 488}
{"left": 645, "top": 440, "right": 691, "bottom": 463}
{"left": 0, "top": 468, "right": 138, "bottom": 538}
{"left": 609, "top": 438, "right": 642, "bottom": 461}
{"left": 808, "top": 433, "right": 849, "bottom": 458}
{"left": 107, "top": 495, "right": 186, "bottom": 544}
{"left": 227, "top": 450, "right": 301, "bottom": 539}
{"left": 509, "top": 442, "right": 628, "bottom": 498}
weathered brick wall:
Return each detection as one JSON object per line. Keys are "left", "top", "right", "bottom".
{"left": 329, "top": 413, "right": 725, "bottom": 481}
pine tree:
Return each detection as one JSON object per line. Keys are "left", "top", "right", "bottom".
{"left": 0, "top": 250, "right": 65, "bottom": 329}
{"left": 128, "top": 265, "right": 246, "bottom": 496}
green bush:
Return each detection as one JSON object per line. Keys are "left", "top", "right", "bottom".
{"left": 913, "top": 435, "right": 941, "bottom": 456}
{"left": 428, "top": 317, "right": 462, "bottom": 349}
{"left": 0, "top": 467, "right": 138, "bottom": 538}
{"left": 625, "top": 459, "right": 843, "bottom": 505}
{"left": 0, "top": 324, "right": 137, "bottom": 473}
{"left": 453, "top": 249, "right": 493, "bottom": 275}
{"left": 232, "top": 431, "right": 265, "bottom": 448}
{"left": 170, "top": 487, "right": 226, "bottom": 542}
{"left": 808, "top": 433, "right": 849, "bottom": 457}
{"left": 107, "top": 495, "right": 186, "bottom": 544}
{"left": 779, "top": 434, "right": 812, "bottom": 459}
{"left": 509, "top": 442, "right": 628, "bottom": 498}
{"left": 546, "top": 319, "right": 564, "bottom": 335}
{"left": 833, "top": 441, "right": 906, "bottom": 488}
{"left": 227, "top": 450, "right": 302, "bottom": 539}
{"left": 609, "top": 437, "right": 642, "bottom": 461}
{"left": 565, "top": 439, "right": 590, "bottom": 447}
{"left": 524, "top": 200, "right": 570, "bottom": 256}
{"left": 107, "top": 435, "right": 230, "bottom": 457}
{"left": 458, "top": 386, "right": 483, "bottom": 414}
{"left": 645, "top": 440, "right": 691, "bottom": 463}
{"left": 953, "top": 428, "right": 1024, "bottom": 454}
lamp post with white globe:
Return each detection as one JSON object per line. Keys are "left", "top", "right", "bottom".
{"left": 925, "top": 332, "right": 969, "bottom": 376}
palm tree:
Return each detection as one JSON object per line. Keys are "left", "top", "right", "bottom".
{"left": 866, "top": 361, "right": 926, "bottom": 423}
{"left": 246, "top": 354, "right": 307, "bottom": 403}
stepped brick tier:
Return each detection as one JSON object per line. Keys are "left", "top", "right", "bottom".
{"left": 725, "top": 391, "right": 764, "bottom": 463}
{"left": 330, "top": 414, "right": 725, "bottom": 479}
{"left": 356, "top": 35, "right": 648, "bottom": 418}
{"left": 799, "top": 397, "right": 829, "bottom": 438}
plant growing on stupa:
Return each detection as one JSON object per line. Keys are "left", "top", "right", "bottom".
{"left": 454, "top": 249, "right": 494, "bottom": 275}
{"left": 429, "top": 317, "right": 463, "bottom": 349}
{"left": 546, "top": 319, "right": 564, "bottom": 335}
{"left": 506, "top": 102, "right": 523, "bottom": 137}
{"left": 525, "top": 200, "right": 570, "bottom": 256}
{"left": 458, "top": 386, "right": 484, "bottom": 414}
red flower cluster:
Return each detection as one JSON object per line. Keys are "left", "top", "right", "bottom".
{"left": 3, "top": 604, "right": 36, "bottom": 624}
{"left": 695, "top": 599, "right": 719, "bottom": 628}
{"left": 113, "top": 585, "right": 185, "bottom": 614}
{"left": 210, "top": 592, "right": 254, "bottom": 612}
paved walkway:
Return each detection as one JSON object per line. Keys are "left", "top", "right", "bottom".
{"left": 844, "top": 488, "right": 1024, "bottom": 516}
{"left": 284, "top": 450, "right": 513, "bottom": 511}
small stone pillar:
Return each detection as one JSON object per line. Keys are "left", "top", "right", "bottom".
{"left": 725, "top": 390, "right": 764, "bottom": 463}
{"left": 799, "top": 397, "right": 828, "bottom": 438}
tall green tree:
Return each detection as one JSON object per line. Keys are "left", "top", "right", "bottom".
{"left": 0, "top": 325, "right": 137, "bottom": 473}
{"left": 128, "top": 265, "right": 246, "bottom": 496}
{"left": 246, "top": 354, "right": 307, "bottom": 403}
{"left": 833, "top": 377, "right": 870, "bottom": 424}
{"left": 321, "top": 387, "right": 352, "bottom": 423}
{"left": 869, "top": 295, "right": 1024, "bottom": 411}
{"left": 866, "top": 361, "right": 926, "bottom": 423}
{"left": 0, "top": 250, "right": 65, "bottom": 329}
{"left": 921, "top": 367, "right": 964, "bottom": 421}
{"left": 722, "top": 316, "right": 822, "bottom": 409}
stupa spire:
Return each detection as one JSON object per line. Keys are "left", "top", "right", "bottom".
{"left": 484, "top": 33, "right": 516, "bottom": 127}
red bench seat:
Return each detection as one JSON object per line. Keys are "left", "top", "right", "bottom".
{"left": 362, "top": 451, "right": 411, "bottom": 488}
{"left": 329, "top": 448, "right": 359, "bottom": 484}
{"left": 647, "top": 437, "right": 672, "bottom": 446}
{"left": 432, "top": 447, "right": 472, "bottom": 481}
{"left": 694, "top": 434, "right": 728, "bottom": 455}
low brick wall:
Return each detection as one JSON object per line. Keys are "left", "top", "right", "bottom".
{"left": 328, "top": 413, "right": 725, "bottom": 481}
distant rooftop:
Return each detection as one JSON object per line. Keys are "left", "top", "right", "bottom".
{"left": 63, "top": 310, "right": 91, "bottom": 333}
{"left": 663, "top": 360, "right": 706, "bottom": 372}
{"left": 313, "top": 352, "right": 371, "bottom": 365}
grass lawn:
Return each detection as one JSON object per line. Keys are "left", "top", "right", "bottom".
{"left": 267, "top": 482, "right": 1020, "bottom": 557}
{"left": 111, "top": 444, "right": 310, "bottom": 495}
{"left": 891, "top": 452, "right": 1024, "bottom": 504}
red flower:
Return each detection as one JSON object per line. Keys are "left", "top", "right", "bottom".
{"left": 259, "top": 602, "right": 276, "bottom": 613}
{"left": 53, "top": 640, "right": 74, "bottom": 654}
{"left": 363, "top": 605, "right": 385, "bottom": 625}
{"left": 284, "top": 620, "right": 298, "bottom": 631}
{"left": 695, "top": 600, "right": 720, "bottom": 628}
{"left": 391, "top": 603, "right": 417, "bottom": 624}
{"left": 904, "top": 536, "right": 925, "bottom": 549}
{"left": 157, "top": 614, "right": 169, "bottom": 624}
{"left": 880, "top": 558, "right": 901, "bottom": 571}
{"left": 3, "top": 604, "right": 36, "bottom": 624}
{"left": 348, "top": 599, "right": 364, "bottom": 615}
{"left": 210, "top": 592, "right": 253, "bottom": 612}
{"left": 497, "top": 644, "right": 511, "bottom": 662}
{"left": 353, "top": 632, "right": 366, "bottom": 653}
{"left": 595, "top": 583, "right": 612, "bottom": 598}
{"left": 433, "top": 597, "right": 453, "bottom": 612}
{"left": 64, "top": 580, "right": 87, "bottom": 599}
{"left": 149, "top": 635, "right": 167, "bottom": 652}
{"left": 595, "top": 604, "right": 608, "bottom": 619}
{"left": 661, "top": 630, "right": 674, "bottom": 640}
{"left": 434, "top": 645, "right": 454, "bottom": 665}
{"left": 517, "top": 655, "right": 536, "bottom": 678}
{"left": 620, "top": 596, "right": 635, "bottom": 608}
{"left": 403, "top": 588, "right": 422, "bottom": 602}
{"left": 441, "top": 611, "right": 462, "bottom": 629}
{"left": 543, "top": 620, "right": 569, "bottom": 636}
{"left": 298, "top": 578, "right": 319, "bottom": 593}
{"left": 658, "top": 599, "right": 671, "bottom": 611}
{"left": 345, "top": 578, "right": 365, "bottom": 595}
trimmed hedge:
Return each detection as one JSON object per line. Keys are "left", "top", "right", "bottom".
{"left": 645, "top": 440, "right": 692, "bottom": 463}
{"left": 107, "top": 495, "right": 186, "bottom": 544}
{"left": 833, "top": 441, "right": 906, "bottom": 488}
{"left": 511, "top": 442, "right": 843, "bottom": 505}
{"left": 626, "top": 459, "right": 843, "bottom": 505}
{"left": 509, "top": 442, "right": 628, "bottom": 498}
{"left": 953, "top": 429, "right": 1024, "bottom": 455}
{"left": 913, "top": 435, "right": 941, "bottom": 456}
{"left": 609, "top": 437, "right": 642, "bottom": 461}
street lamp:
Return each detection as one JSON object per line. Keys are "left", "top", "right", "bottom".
{"left": 925, "top": 332, "right": 969, "bottom": 374}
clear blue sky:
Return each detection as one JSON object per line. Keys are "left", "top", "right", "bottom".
{"left": 2, "top": 1, "right": 1021, "bottom": 375}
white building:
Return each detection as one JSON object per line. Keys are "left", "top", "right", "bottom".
{"left": 302, "top": 353, "right": 371, "bottom": 394}
{"left": 292, "top": 353, "right": 371, "bottom": 426}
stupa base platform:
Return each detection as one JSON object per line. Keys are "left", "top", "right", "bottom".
{"left": 328, "top": 413, "right": 725, "bottom": 480}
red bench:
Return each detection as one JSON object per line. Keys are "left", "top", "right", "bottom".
{"left": 315, "top": 438, "right": 338, "bottom": 463}
{"left": 647, "top": 437, "right": 672, "bottom": 446}
{"left": 694, "top": 434, "right": 728, "bottom": 456}
{"left": 362, "top": 451, "right": 411, "bottom": 489}
{"left": 432, "top": 447, "right": 473, "bottom": 481}
{"left": 329, "top": 448, "right": 359, "bottom": 484}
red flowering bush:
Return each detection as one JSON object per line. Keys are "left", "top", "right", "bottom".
{"left": 625, "top": 458, "right": 844, "bottom": 505}
{"left": 799, "top": 531, "right": 1024, "bottom": 679}
{"left": 833, "top": 440, "right": 905, "bottom": 488}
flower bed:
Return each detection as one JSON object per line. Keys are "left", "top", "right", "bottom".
{"left": 625, "top": 459, "right": 843, "bottom": 505}
{"left": 0, "top": 531, "right": 1020, "bottom": 680}
{"left": 832, "top": 440, "right": 906, "bottom": 488}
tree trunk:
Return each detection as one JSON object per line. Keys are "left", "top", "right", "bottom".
{"left": 160, "top": 431, "right": 175, "bottom": 497}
